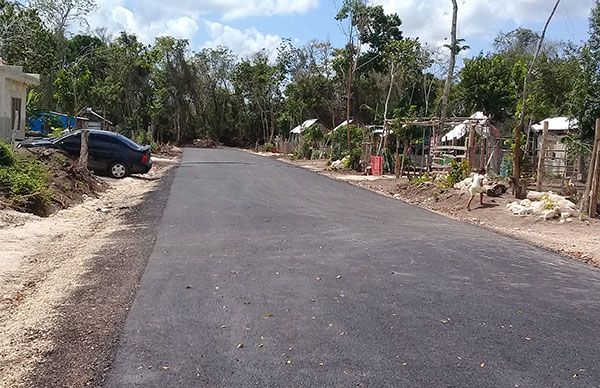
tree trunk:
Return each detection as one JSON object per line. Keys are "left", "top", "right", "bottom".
{"left": 582, "top": 118, "right": 600, "bottom": 217}
{"left": 400, "top": 143, "right": 410, "bottom": 178}
{"left": 512, "top": 0, "right": 561, "bottom": 198}
{"left": 346, "top": 45, "right": 355, "bottom": 149}
{"left": 439, "top": 0, "right": 458, "bottom": 144}
{"left": 377, "top": 62, "right": 394, "bottom": 155}
{"left": 79, "top": 129, "right": 89, "bottom": 168}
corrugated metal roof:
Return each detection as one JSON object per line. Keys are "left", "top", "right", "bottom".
{"left": 291, "top": 119, "right": 318, "bottom": 134}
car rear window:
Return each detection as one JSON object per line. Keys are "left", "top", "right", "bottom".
{"left": 116, "top": 134, "right": 144, "bottom": 150}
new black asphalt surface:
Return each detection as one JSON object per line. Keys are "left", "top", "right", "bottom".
{"left": 106, "top": 148, "right": 600, "bottom": 387}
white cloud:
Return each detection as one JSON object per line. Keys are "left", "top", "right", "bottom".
{"left": 203, "top": 21, "right": 282, "bottom": 61}
{"left": 219, "top": 0, "right": 319, "bottom": 20}
{"left": 122, "top": 0, "right": 318, "bottom": 21}
{"left": 88, "top": 0, "right": 199, "bottom": 44}
{"left": 374, "top": 0, "right": 595, "bottom": 47}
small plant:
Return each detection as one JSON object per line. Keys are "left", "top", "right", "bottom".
{"left": 0, "top": 154, "right": 51, "bottom": 212}
{"left": 445, "top": 159, "right": 470, "bottom": 188}
{"left": 52, "top": 152, "right": 68, "bottom": 166}
{"left": 410, "top": 173, "right": 431, "bottom": 185}
{"left": 261, "top": 143, "right": 276, "bottom": 153}
{"left": 0, "top": 141, "right": 16, "bottom": 167}
{"left": 49, "top": 127, "right": 66, "bottom": 138}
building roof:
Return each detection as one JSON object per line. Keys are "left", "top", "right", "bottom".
{"left": 442, "top": 112, "right": 492, "bottom": 142}
{"left": 0, "top": 64, "right": 40, "bottom": 85}
{"left": 332, "top": 120, "right": 354, "bottom": 132}
{"left": 78, "top": 107, "right": 114, "bottom": 125}
{"left": 531, "top": 117, "right": 579, "bottom": 133}
{"left": 291, "top": 119, "right": 318, "bottom": 134}
{"left": 48, "top": 111, "right": 89, "bottom": 121}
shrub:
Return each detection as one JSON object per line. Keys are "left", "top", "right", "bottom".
{"left": 410, "top": 173, "right": 431, "bottom": 185}
{"left": 445, "top": 159, "right": 470, "bottom": 188}
{"left": 328, "top": 125, "right": 365, "bottom": 170}
{"left": 0, "top": 141, "right": 16, "bottom": 167}
{"left": 0, "top": 154, "right": 51, "bottom": 211}
{"left": 49, "top": 127, "right": 66, "bottom": 138}
{"left": 262, "top": 143, "right": 276, "bottom": 152}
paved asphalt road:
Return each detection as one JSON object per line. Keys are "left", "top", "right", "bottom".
{"left": 106, "top": 148, "right": 600, "bottom": 387}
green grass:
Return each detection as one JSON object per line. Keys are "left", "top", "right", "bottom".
{"left": 0, "top": 142, "right": 51, "bottom": 212}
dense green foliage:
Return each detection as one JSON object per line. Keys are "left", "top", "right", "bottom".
{"left": 0, "top": 141, "right": 15, "bottom": 167}
{"left": 446, "top": 159, "right": 470, "bottom": 188}
{"left": 0, "top": 143, "right": 50, "bottom": 210}
{"left": 1, "top": 0, "right": 599, "bottom": 149}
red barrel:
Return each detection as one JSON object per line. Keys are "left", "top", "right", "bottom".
{"left": 371, "top": 156, "right": 383, "bottom": 176}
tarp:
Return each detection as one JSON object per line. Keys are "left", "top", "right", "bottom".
{"left": 531, "top": 117, "right": 579, "bottom": 133}
{"left": 441, "top": 112, "right": 491, "bottom": 142}
{"left": 290, "top": 118, "right": 318, "bottom": 134}
{"left": 333, "top": 120, "right": 353, "bottom": 132}
{"left": 367, "top": 125, "right": 398, "bottom": 136}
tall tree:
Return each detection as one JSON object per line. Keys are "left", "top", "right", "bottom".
{"left": 569, "top": 1, "right": 600, "bottom": 141}
{"left": 29, "top": 0, "right": 96, "bottom": 38}
{"left": 513, "top": 0, "right": 561, "bottom": 198}
{"left": 439, "top": 0, "right": 458, "bottom": 137}
{"left": 457, "top": 54, "right": 520, "bottom": 121}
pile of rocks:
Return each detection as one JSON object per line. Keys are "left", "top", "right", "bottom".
{"left": 454, "top": 176, "right": 508, "bottom": 197}
{"left": 330, "top": 156, "right": 350, "bottom": 170}
{"left": 507, "top": 191, "right": 579, "bottom": 220}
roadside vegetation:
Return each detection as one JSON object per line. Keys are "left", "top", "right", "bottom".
{"left": 0, "top": 141, "right": 105, "bottom": 215}
{"left": 1, "top": 0, "right": 597, "bottom": 148}
{"left": 1, "top": 0, "right": 600, "bottom": 215}
{"left": 0, "top": 141, "right": 50, "bottom": 214}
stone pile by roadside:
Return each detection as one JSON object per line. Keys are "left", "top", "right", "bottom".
{"left": 507, "top": 191, "right": 580, "bottom": 221}
{"left": 454, "top": 176, "right": 508, "bottom": 197}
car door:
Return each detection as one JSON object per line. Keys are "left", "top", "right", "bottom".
{"left": 88, "top": 133, "right": 116, "bottom": 171}
{"left": 57, "top": 132, "right": 81, "bottom": 156}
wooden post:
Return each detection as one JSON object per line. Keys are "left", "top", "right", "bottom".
{"left": 588, "top": 120, "right": 600, "bottom": 217}
{"left": 467, "top": 123, "right": 476, "bottom": 170}
{"left": 10, "top": 110, "right": 18, "bottom": 149}
{"left": 581, "top": 118, "right": 600, "bottom": 217}
{"left": 79, "top": 129, "right": 89, "bottom": 167}
{"left": 536, "top": 121, "right": 549, "bottom": 191}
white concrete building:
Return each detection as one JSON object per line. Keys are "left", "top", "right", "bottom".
{"left": 0, "top": 64, "right": 40, "bottom": 143}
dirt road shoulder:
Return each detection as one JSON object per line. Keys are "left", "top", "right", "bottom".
{"left": 0, "top": 161, "right": 178, "bottom": 388}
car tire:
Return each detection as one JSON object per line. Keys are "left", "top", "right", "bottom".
{"left": 109, "top": 161, "right": 130, "bottom": 179}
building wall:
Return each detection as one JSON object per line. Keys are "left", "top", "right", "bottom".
{"left": 0, "top": 76, "right": 28, "bottom": 142}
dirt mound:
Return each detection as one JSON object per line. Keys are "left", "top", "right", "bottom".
{"left": 153, "top": 143, "right": 182, "bottom": 158}
{"left": 186, "top": 138, "right": 222, "bottom": 149}
{"left": 2, "top": 148, "right": 107, "bottom": 216}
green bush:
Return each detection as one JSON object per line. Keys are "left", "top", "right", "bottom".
{"left": 328, "top": 125, "right": 365, "bottom": 170}
{"left": 410, "top": 173, "right": 431, "bottom": 185}
{"left": 0, "top": 141, "right": 16, "bottom": 167}
{"left": 0, "top": 154, "right": 51, "bottom": 211}
{"left": 445, "top": 159, "right": 470, "bottom": 188}
{"left": 49, "top": 127, "right": 66, "bottom": 138}
{"left": 262, "top": 143, "right": 276, "bottom": 152}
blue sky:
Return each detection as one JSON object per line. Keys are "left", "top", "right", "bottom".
{"left": 89, "top": 0, "right": 595, "bottom": 62}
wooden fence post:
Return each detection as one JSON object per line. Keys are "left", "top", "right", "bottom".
{"left": 79, "top": 129, "right": 89, "bottom": 167}
{"left": 467, "top": 123, "right": 476, "bottom": 170}
{"left": 536, "top": 120, "right": 549, "bottom": 191}
{"left": 588, "top": 120, "right": 600, "bottom": 217}
{"left": 10, "top": 110, "right": 19, "bottom": 149}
